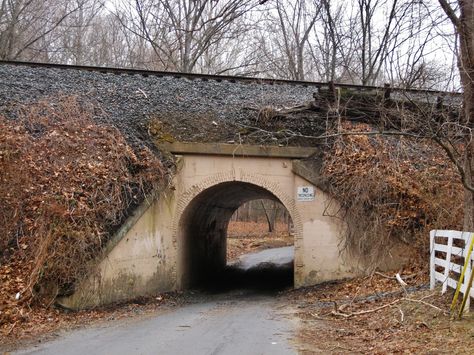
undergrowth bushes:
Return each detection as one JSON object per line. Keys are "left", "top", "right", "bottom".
{"left": 0, "top": 97, "right": 166, "bottom": 321}
{"left": 321, "top": 123, "right": 463, "bottom": 266}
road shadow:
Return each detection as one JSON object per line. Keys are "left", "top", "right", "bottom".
{"left": 199, "top": 261, "right": 294, "bottom": 294}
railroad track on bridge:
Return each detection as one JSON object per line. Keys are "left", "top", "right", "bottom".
{"left": 0, "top": 60, "right": 461, "bottom": 97}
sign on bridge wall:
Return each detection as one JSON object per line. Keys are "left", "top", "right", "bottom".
{"left": 297, "top": 186, "right": 315, "bottom": 202}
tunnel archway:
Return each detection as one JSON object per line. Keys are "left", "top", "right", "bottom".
{"left": 176, "top": 180, "right": 300, "bottom": 289}
{"left": 60, "top": 153, "right": 365, "bottom": 309}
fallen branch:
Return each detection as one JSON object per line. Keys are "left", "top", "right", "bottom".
{"left": 6, "top": 320, "right": 18, "bottom": 335}
{"left": 310, "top": 312, "right": 330, "bottom": 320}
{"left": 420, "top": 292, "right": 436, "bottom": 301}
{"left": 136, "top": 88, "right": 148, "bottom": 98}
{"left": 331, "top": 299, "right": 401, "bottom": 318}
{"left": 401, "top": 297, "right": 445, "bottom": 313}
{"left": 331, "top": 296, "right": 446, "bottom": 318}
{"left": 374, "top": 271, "right": 420, "bottom": 280}
{"left": 399, "top": 308, "right": 405, "bottom": 323}
{"left": 396, "top": 273, "right": 409, "bottom": 295}
{"left": 396, "top": 273, "right": 408, "bottom": 286}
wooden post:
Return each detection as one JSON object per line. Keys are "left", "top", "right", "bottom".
{"left": 430, "top": 230, "right": 436, "bottom": 290}
{"left": 442, "top": 234, "right": 454, "bottom": 294}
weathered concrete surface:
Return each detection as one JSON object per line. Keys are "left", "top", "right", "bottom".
{"left": 58, "top": 191, "right": 179, "bottom": 309}
{"left": 17, "top": 292, "right": 298, "bottom": 355}
{"left": 159, "top": 142, "right": 319, "bottom": 158}
{"left": 59, "top": 150, "right": 408, "bottom": 309}
{"left": 175, "top": 154, "right": 366, "bottom": 291}
{"left": 291, "top": 159, "right": 325, "bottom": 188}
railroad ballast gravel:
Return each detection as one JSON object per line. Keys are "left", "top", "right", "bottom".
{"left": 0, "top": 64, "right": 317, "bottom": 147}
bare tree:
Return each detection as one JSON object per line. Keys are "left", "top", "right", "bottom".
{"left": 257, "top": 0, "right": 452, "bottom": 88}
{"left": 348, "top": 0, "right": 417, "bottom": 85}
{"left": 256, "top": 0, "right": 320, "bottom": 80}
{"left": 307, "top": 0, "right": 346, "bottom": 82}
{"left": 380, "top": 1, "right": 457, "bottom": 90}
{"left": 0, "top": 0, "right": 91, "bottom": 61}
{"left": 116, "top": 0, "right": 258, "bottom": 73}
{"left": 51, "top": 0, "right": 106, "bottom": 65}
{"left": 273, "top": 0, "right": 319, "bottom": 80}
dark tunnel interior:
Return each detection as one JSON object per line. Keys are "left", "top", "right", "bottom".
{"left": 178, "top": 181, "right": 294, "bottom": 293}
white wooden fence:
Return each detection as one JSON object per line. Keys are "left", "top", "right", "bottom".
{"left": 430, "top": 230, "right": 474, "bottom": 309}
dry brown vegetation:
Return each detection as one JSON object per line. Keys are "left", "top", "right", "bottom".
{"left": 0, "top": 97, "right": 166, "bottom": 335}
{"left": 0, "top": 99, "right": 468, "bottom": 346}
{"left": 321, "top": 122, "right": 464, "bottom": 267}
{"left": 290, "top": 274, "right": 474, "bottom": 354}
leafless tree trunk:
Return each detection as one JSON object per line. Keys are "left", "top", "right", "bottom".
{"left": 50, "top": 0, "right": 106, "bottom": 65}
{"left": 260, "top": 200, "right": 281, "bottom": 233}
{"left": 436, "top": 0, "right": 474, "bottom": 229}
{"left": 306, "top": 0, "right": 350, "bottom": 82}
{"left": 354, "top": 0, "right": 406, "bottom": 85}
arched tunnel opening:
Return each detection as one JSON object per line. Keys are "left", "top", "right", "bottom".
{"left": 178, "top": 182, "right": 294, "bottom": 293}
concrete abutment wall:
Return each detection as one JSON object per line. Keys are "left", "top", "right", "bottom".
{"left": 58, "top": 151, "right": 376, "bottom": 309}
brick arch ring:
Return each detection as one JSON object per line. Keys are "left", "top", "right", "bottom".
{"left": 171, "top": 168, "right": 304, "bottom": 248}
